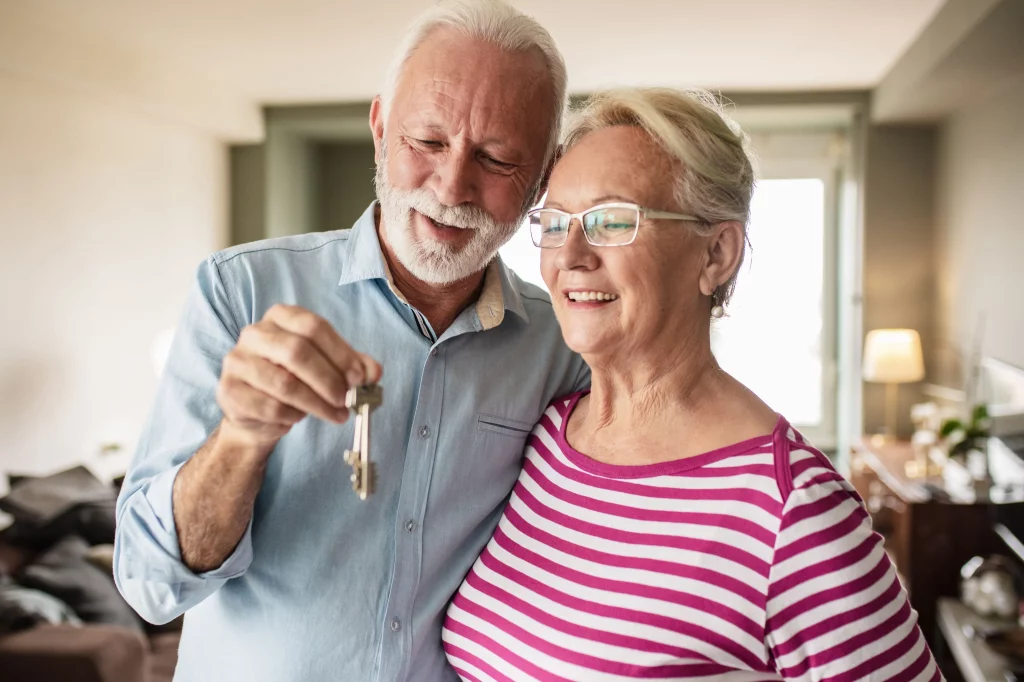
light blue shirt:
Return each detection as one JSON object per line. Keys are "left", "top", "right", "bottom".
{"left": 114, "top": 203, "right": 589, "bottom": 682}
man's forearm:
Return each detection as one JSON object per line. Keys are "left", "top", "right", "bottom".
{"left": 172, "top": 424, "right": 273, "bottom": 573}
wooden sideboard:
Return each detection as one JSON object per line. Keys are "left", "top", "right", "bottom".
{"left": 936, "top": 597, "right": 1017, "bottom": 682}
{"left": 848, "top": 439, "right": 1013, "bottom": 644}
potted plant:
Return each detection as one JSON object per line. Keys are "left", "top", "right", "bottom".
{"left": 940, "top": 404, "right": 992, "bottom": 480}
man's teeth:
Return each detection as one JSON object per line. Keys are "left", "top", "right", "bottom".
{"left": 427, "top": 215, "right": 460, "bottom": 229}
{"left": 567, "top": 291, "right": 619, "bottom": 302}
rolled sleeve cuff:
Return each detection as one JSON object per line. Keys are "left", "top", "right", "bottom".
{"left": 115, "top": 462, "right": 255, "bottom": 623}
{"left": 143, "top": 463, "right": 253, "bottom": 580}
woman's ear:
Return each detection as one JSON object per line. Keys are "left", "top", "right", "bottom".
{"left": 701, "top": 221, "right": 745, "bottom": 294}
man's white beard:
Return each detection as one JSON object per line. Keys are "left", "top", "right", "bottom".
{"left": 373, "top": 148, "right": 526, "bottom": 286}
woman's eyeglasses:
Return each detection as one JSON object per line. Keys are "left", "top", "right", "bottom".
{"left": 527, "top": 202, "right": 703, "bottom": 248}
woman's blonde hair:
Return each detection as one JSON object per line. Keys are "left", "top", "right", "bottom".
{"left": 562, "top": 88, "right": 756, "bottom": 306}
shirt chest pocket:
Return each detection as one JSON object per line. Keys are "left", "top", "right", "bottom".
{"left": 456, "top": 413, "right": 536, "bottom": 499}
{"left": 476, "top": 413, "right": 535, "bottom": 438}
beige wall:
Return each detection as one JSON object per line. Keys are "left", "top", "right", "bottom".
{"left": 266, "top": 132, "right": 318, "bottom": 239}
{"left": 935, "top": 74, "right": 1024, "bottom": 386}
{"left": 317, "top": 142, "right": 378, "bottom": 233}
{"left": 0, "top": 71, "right": 227, "bottom": 489}
{"left": 230, "top": 144, "right": 267, "bottom": 246}
{"left": 862, "top": 125, "right": 938, "bottom": 436}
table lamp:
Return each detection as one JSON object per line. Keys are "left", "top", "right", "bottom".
{"left": 863, "top": 328, "right": 925, "bottom": 441}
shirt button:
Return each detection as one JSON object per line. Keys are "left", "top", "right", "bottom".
{"left": 430, "top": 348, "right": 438, "bottom": 357}
{"left": 404, "top": 519, "right": 415, "bottom": 532}
{"left": 390, "top": 618, "right": 402, "bottom": 632}
{"left": 419, "top": 425, "right": 430, "bottom": 438}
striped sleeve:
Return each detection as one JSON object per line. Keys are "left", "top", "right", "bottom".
{"left": 765, "top": 468, "right": 942, "bottom": 682}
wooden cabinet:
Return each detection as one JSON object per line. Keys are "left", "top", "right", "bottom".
{"left": 849, "top": 440, "right": 1009, "bottom": 644}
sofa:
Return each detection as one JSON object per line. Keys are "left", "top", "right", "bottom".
{"left": 0, "top": 468, "right": 180, "bottom": 682}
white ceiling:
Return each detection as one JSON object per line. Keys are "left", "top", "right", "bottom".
{"left": 10, "top": 0, "right": 946, "bottom": 103}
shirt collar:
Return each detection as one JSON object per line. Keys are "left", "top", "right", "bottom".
{"left": 337, "top": 202, "right": 391, "bottom": 287}
{"left": 337, "top": 202, "right": 529, "bottom": 329}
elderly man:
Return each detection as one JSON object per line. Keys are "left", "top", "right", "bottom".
{"left": 112, "top": 1, "right": 587, "bottom": 680}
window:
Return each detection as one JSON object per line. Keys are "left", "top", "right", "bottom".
{"left": 500, "top": 216, "right": 546, "bottom": 290}
{"left": 711, "top": 176, "right": 834, "bottom": 442}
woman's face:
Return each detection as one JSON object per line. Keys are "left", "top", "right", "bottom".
{"left": 540, "top": 126, "right": 712, "bottom": 363}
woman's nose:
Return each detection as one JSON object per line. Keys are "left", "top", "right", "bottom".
{"left": 553, "top": 219, "right": 599, "bottom": 271}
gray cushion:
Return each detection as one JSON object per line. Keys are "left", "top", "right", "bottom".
{"left": 0, "top": 581, "right": 81, "bottom": 633}
{"left": 0, "top": 468, "right": 117, "bottom": 548}
{"left": 0, "top": 467, "right": 113, "bottom": 525}
{"left": 84, "top": 544, "right": 115, "bottom": 575}
{"left": 18, "top": 536, "right": 142, "bottom": 632}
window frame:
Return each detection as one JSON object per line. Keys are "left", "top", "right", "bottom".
{"left": 742, "top": 130, "right": 848, "bottom": 449}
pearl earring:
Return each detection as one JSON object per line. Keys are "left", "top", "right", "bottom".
{"left": 711, "top": 291, "right": 725, "bottom": 319}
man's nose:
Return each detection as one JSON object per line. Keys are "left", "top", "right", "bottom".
{"left": 429, "top": 147, "right": 477, "bottom": 207}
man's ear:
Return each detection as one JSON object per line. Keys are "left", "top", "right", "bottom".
{"left": 538, "top": 144, "right": 563, "bottom": 198}
{"left": 369, "top": 96, "right": 385, "bottom": 165}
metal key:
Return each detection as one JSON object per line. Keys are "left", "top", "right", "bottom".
{"left": 343, "top": 384, "right": 383, "bottom": 500}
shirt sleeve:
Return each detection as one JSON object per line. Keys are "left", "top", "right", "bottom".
{"left": 113, "top": 256, "right": 253, "bottom": 625}
{"left": 765, "top": 473, "right": 943, "bottom": 682}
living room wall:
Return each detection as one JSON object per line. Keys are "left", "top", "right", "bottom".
{"left": 0, "top": 71, "right": 228, "bottom": 493}
{"left": 935, "top": 73, "right": 1024, "bottom": 384}
{"left": 862, "top": 125, "right": 938, "bottom": 435}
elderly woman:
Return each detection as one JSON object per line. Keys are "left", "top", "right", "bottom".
{"left": 442, "top": 89, "right": 941, "bottom": 681}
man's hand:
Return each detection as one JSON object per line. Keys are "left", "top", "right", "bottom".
{"left": 172, "top": 305, "right": 382, "bottom": 573}
{"left": 217, "top": 304, "right": 383, "bottom": 451}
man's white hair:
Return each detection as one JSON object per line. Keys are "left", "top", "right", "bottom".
{"left": 380, "top": 0, "right": 568, "bottom": 165}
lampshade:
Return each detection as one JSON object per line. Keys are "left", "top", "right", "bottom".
{"left": 862, "top": 329, "right": 925, "bottom": 383}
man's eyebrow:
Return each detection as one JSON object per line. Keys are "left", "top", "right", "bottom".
{"left": 402, "top": 123, "right": 446, "bottom": 137}
{"left": 399, "top": 123, "right": 529, "bottom": 164}
{"left": 466, "top": 136, "right": 524, "bottom": 162}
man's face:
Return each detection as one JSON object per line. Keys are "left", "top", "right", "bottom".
{"left": 371, "top": 29, "right": 555, "bottom": 285}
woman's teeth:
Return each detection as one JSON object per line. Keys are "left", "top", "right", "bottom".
{"left": 567, "top": 291, "right": 619, "bottom": 302}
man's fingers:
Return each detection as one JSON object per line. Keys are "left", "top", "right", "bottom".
{"left": 238, "top": 323, "right": 349, "bottom": 408}
{"left": 264, "top": 305, "right": 374, "bottom": 387}
{"left": 357, "top": 353, "right": 383, "bottom": 385}
{"left": 224, "top": 352, "right": 348, "bottom": 425}
{"left": 217, "top": 374, "right": 307, "bottom": 426}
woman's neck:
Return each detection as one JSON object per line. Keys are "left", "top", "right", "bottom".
{"left": 582, "top": 335, "right": 722, "bottom": 437}
{"left": 570, "top": 323, "right": 779, "bottom": 465}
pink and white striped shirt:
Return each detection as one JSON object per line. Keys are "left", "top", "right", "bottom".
{"left": 442, "top": 393, "right": 942, "bottom": 681}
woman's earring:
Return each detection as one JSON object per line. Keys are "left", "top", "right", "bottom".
{"left": 711, "top": 291, "right": 725, "bottom": 319}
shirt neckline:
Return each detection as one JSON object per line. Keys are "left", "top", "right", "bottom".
{"left": 554, "top": 390, "right": 787, "bottom": 479}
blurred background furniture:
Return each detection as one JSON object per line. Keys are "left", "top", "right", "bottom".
{"left": 849, "top": 437, "right": 1024, "bottom": 644}
{"left": 935, "top": 597, "right": 1014, "bottom": 682}
{"left": 0, "top": 469, "right": 180, "bottom": 682}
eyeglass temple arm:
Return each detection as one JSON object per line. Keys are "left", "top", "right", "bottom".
{"left": 643, "top": 208, "right": 702, "bottom": 222}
